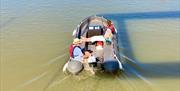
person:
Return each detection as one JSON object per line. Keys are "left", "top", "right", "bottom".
{"left": 83, "top": 50, "right": 96, "bottom": 64}
{"left": 104, "top": 20, "right": 117, "bottom": 44}
{"left": 70, "top": 38, "right": 97, "bottom": 63}
{"left": 69, "top": 38, "right": 84, "bottom": 62}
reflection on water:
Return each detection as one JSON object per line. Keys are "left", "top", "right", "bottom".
{"left": 1, "top": 0, "right": 180, "bottom": 91}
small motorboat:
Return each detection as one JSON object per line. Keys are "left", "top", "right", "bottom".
{"left": 63, "top": 15, "right": 123, "bottom": 74}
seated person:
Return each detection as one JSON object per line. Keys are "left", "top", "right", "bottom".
{"left": 83, "top": 49, "right": 97, "bottom": 68}
{"left": 69, "top": 38, "right": 84, "bottom": 62}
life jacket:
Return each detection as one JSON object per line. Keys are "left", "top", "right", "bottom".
{"left": 108, "top": 24, "right": 115, "bottom": 34}
{"left": 69, "top": 44, "right": 82, "bottom": 58}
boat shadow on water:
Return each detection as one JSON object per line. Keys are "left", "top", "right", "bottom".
{"left": 43, "top": 11, "right": 180, "bottom": 91}
{"left": 98, "top": 11, "right": 180, "bottom": 79}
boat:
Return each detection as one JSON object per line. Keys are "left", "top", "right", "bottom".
{"left": 63, "top": 15, "right": 123, "bottom": 75}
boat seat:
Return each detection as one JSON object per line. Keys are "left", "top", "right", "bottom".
{"left": 87, "top": 26, "right": 103, "bottom": 38}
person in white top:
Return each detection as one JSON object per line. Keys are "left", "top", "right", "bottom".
{"left": 83, "top": 50, "right": 96, "bottom": 63}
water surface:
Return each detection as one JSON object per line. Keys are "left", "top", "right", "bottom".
{"left": 1, "top": 0, "right": 180, "bottom": 91}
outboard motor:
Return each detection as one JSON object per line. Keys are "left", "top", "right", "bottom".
{"left": 103, "top": 59, "right": 119, "bottom": 72}
{"left": 67, "top": 60, "right": 83, "bottom": 75}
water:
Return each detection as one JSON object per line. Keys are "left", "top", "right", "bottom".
{"left": 1, "top": 0, "right": 180, "bottom": 91}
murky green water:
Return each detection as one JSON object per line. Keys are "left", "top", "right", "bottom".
{"left": 1, "top": 0, "right": 180, "bottom": 91}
